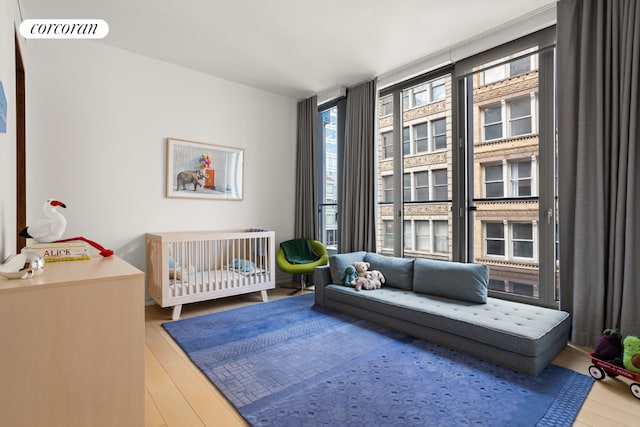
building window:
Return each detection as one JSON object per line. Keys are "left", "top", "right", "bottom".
{"left": 402, "top": 77, "right": 447, "bottom": 111}
{"left": 485, "top": 222, "right": 505, "bottom": 256}
{"left": 381, "top": 131, "right": 393, "bottom": 159}
{"left": 414, "top": 123, "right": 428, "bottom": 153}
{"left": 381, "top": 95, "right": 393, "bottom": 116}
{"left": 431, "top": 78, "right": 446, "bottom": 101}
{"left": 402, "top": 126, "right": 411, "bottom": 156}
{"left": 402, "top": 170, "right": 447, "bottom": 202}
{"left": 481, "top": 53, "right": 538, "bottom": 85}
{"left": 482, "top": 95, "right": 537, "bottom": 142}
{"left": 415, "top": 220, "right": 430, "bottom": 251}
{"left": 510, "top": 159, "right": 532, "bottom": 197}
{"left": 382, "top": 175, "right": 393, "bottom": 203}
{"left": 415, "top": 171, "right": 429, "bottom": 201}
{"left": 511, "top": 223, "right": 534, "bottom": 258}
{"left": 400, "top": 119, "right": 447, "bottom": 156}
{"left": 404, "top": 219, "right": 448, "bottom": 254}
{"left": 434, "top": 220, "right": 448, "bottom": 253}
{"left": 483, "top": 158, "right": 536, "bottom": 198}
{"left": 432, "top": 118, "right": 447, "bottom": 150}
{"left": 484, "top": 221, "right": 536, "bottom": 261}
{"left": 484, "top": 163, "right": 504, "bottom": 197}
{"left": 432, "top": 169, "right": 448, "bottom": 200}
{"left": 483, "top": 105, "right": 503, "bottom": 141}
{"left": 383, "top": 220, "right": 394, "bottom": 248}
{"left": 509, "top": 96, "right": 532, "bottom": 136}
{"left": 403, "top": 173, "right": 411, "bottom": 201}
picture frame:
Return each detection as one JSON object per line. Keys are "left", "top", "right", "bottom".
{"left": 166, "top": 137, "right": 243, "bottom": 200}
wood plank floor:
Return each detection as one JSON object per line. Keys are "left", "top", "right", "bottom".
{"left": 145, "top": 287, "right": 640, "bottom": 427}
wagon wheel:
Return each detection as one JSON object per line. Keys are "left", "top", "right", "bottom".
{"left": 588, "top": 365, "right": 606, "bottom": 380}
{"left": 630, "top": 383, "right": 640, "bottom": 400}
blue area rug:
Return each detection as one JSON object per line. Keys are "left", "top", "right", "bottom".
{"left": 163, "top": 294, "right": 593, "bottom": 426}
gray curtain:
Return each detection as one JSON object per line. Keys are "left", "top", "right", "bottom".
{"left": 557, "top": 0, "right": 640, "bottom": 346}
{"left": 294, "top": 96, "right": 318, "bottom": 240}
{"left": 339, "top": 79, "right": 377, "bottom": 253}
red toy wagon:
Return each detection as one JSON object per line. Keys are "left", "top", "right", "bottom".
{"left": 588, "top": 352, "right": 640, "bottom": 399}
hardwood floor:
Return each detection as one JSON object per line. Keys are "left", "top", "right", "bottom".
{"left": 145, "top": 287, "right": 640, "bottom": 427}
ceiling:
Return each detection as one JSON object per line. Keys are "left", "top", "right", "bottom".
{"left": 20, "top": 0, "right": 556, "bottom": 99}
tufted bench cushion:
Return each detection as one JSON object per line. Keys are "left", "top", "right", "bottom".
{"left": 321, "top": 285, "right": 569, "bottom": 359}
{"left": 315, "top": 256, "right": 571, "bottom": 376}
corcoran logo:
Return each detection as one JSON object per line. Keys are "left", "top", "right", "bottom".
{"left": 19, "top": 19, "right": 109, "bottom": 39}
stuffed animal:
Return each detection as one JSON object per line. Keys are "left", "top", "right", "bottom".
{"left": 366, "top": 270, "right": 385, "bottom": 288}
{"left": 340, "top": 265, "right": 360, "bottom": 287}
{"left": 352, "top": 276, "right": 377, "bottom": 291}
{"left": 353, "top": 261, "right": 371, "bottom": 277}
{"left": 622, "top": 335, "right": 640, "bottom": 374}
{"left": 594, "top": 328, "right": 623, "bottom": 362}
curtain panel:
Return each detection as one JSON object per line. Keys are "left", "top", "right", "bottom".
{"left": 294, "top": 95, "right": 318, "bottom": 240}
{"left": 557, "top": 0, "right": 640, "bottom": 346}
{"left": 338, "top": 79, "right": 377, "bottom": 253}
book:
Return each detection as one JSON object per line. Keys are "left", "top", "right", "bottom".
{"left": 21, "top": 241, "right": 92, "bottom": 261}
{"left": 41, "top": 255, "right": 92, "bottom": 263}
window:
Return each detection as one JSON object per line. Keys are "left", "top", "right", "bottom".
{"left": 483, "top": 105, "right": 502, "bottom": 140}
{"left": 402, "top": 127, "right": 411, "bottom": 156}
{"left": 382, "top": 131, "right": 393, "bottom": 159}
{"left": 481, "top": 53, "right": 538, "bottom": 85}
{"left": 483, "top": 158, "right": 535, "bottom": 198}
{"left": 484, "top": 163, "right": 504, "bottom": 197}
{"left": 512, "top": 223, "right": 534, "bottom": 258}
{"left": 414, "top": 123, "right": 428, "bottom": 153}
{"left": 376, "top": 27, "right": 556, "bottom": 306}
{"left": 382, "top": 175, "right": 393, "bottom": 203}
{"left": 403, "top": 219, "right": 448, "bottom": 255}
{"left": 403, "top": 173, "right": 411, "bottom": 201}
{"left": 432, "top": 169, "right": 448, "bottom": 200}
{"left": 509, "top": 96, "right": 532, "bottom": 136}
{"left": 434, "top": 220, "right": 448, "bottom": 253}
{"left": 317, "top": 98, "right": 345, "bottom": 251}
{"left": 431, "top": 79, "right": 446, "bottom": 101}
{"left": 510, "top": 159, "right": 532, "bottom": 196}
{"left": 402, "top": 78, "right": 448, "bottom": 111}
{"left": 432, "top": 118, "right": 446, "bottom": 150}
{"left": 482, "top": 95, "right": 536, "bottom": 142}
{"left": 415, "top": 220, "right": 430, "bottom": 251}
{"left": 485, "top": 222, "right": 505, "bottom": 256}
{"left": 381, "top": 95, "right": 393, "bottom": 116}
{"left": 415, "top": 171, "right": 429, "bottom": 201}
{"left": 383, "top": 220, "right": 394, "bottom": 248}
{"left": 484, "top": 221, "right": 536, "bottom": 261}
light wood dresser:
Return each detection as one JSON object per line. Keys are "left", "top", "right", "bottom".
{"left": 0, "top": 256, "right": 144, "bottom": 427}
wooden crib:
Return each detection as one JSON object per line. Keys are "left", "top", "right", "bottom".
{"left": 146, "top": 229, "right": 276, "bottom": 320}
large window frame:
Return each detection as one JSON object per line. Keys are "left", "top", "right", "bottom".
{"left": 317, "top": 97, "right": 346, "bottom": 253}
{"left": 454, "top": 27, "right": 557, "bottom": 307}
{"left": 374, "top": 26, "right": 557, "bottom": 308}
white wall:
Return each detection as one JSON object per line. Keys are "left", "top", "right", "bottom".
{"left": 25, "top": 40, "right": 297, "bottom": 272}
{"left": 0, "top": 0, "right": 22, "bottom": 262}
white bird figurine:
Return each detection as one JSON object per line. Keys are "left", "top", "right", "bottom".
{"left": 19, "top": 199, "right": 67, "bottom": 243}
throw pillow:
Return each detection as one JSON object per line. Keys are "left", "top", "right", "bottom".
{"left": 413, "top": 258, "right": 489, "bottom": 304}
{"left": 329, "top": 252, "right": 367, "bottom": 285}
{"left": 364, "top": 253, "right": 414, "bottom": 290}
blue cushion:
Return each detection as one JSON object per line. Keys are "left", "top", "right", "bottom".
{"left": 329, "top": 252, "right": 367, "bottom": 285}
{"left": 228, "top": 259, "right": 256, "bottom": 272}
{"left": 413, "top": 258, "right": 489, "bottom": 303}
{"left": 364, "top": 253, "right": 414, "bottom": 290}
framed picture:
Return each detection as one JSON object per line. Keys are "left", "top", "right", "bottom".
{"left": 166, "top": 138, "right": 243, "bottom": 200}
